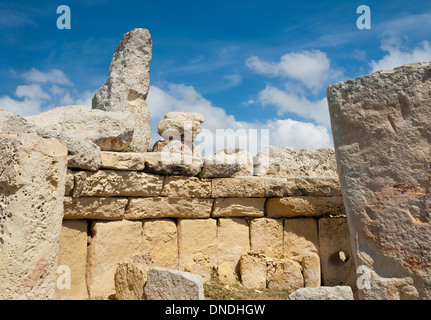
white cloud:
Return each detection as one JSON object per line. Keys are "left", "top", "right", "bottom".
{"left": 246, "top": 50, "right": 338, "bottom": 89}
{"left": 371, "top": 40, "right": 431, "bottom": 72}
{"left": 15, "top": 84, "right": 50, "bottom": 101}
{"left": 256, "top": 85, "right": 330, "bottom": 127}
{"left": 0, "top": 95, "right": 42, "bottom": 117}
{"left": 22, "top": 68, "right": 72, "bottom": 85}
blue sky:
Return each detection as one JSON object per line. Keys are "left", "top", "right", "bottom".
{"left": 1, "top": 0, "right": 431, "bottom": 154}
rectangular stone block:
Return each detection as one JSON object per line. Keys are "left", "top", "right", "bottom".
{"left": 212, "top": 177, "right": 266, "bottom": 198}
{"left": 263, "top": 177, "right": 289, "bottom": 198}
{"left": 65, "top": 169, "right": 74, "bottom": 196}
{"left": 178, "top": 219, "right": 218, "bottom": 282}
{"left": 73, "top": 170, "right": 163, "bottom": 197}
{"left": 266, "top": 196, "right": 345, "bottom": 218}
{"left": 160, "top": 176, "right": 211, "bottom": 198}
{"left": 249, "top": 218, "right": 283, "bottom": 258}
{"left": 217, "top": 218, "right": 250, "bottom": 272}
{"left": 286, "top": 178, "right": 342, "bottom": 197}
{"left": 87, "top": 220, "right": 143, "bottom": 299}
{"left": 212, "top": 198, "right": 265, "bottom": 217}
{"left": 56, "top": 220, "right": 88, "bottom": 300}
{"left": 142, "top": 219, "right": 178, "bottom": 269}
{"left": 63, "top": 197, "right": 128, "bottom": 220}
{"left": 125, "top": 197, "right": 213, "bottom": 219}
{"left": 100, "top": 151, "right": 146, "bottom": 171}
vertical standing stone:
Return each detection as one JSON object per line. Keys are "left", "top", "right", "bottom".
{"left": 327, "top": 62, "right": 431, "bottom": 300}
{"left": 92, "top": 28, "right": 152, "bottom": 152}
{"left": 0, "top": 133, "right": 67, "bottom": 300}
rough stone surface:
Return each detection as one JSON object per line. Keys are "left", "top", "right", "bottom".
{"left": 92, "top": 28, "right": 152, "bottom": 152}
{"left": 142, "top": 219, "right": 178, "bottom": 268}
{"left": 288, "top": 286, "right": 354, "bottom": 300}
{"left": 87, "top": 220, "right": 143, "bottom": 299}
{"left": 143, "top": 152, "right": 203, "bottom": 177}
{"left": 201, "top": 147, "right": 253, "bottom": 178}
{"left": 212, "top": 177, "right": 266, "bottom": 198}
{"left": 64, "top": 169, "right": 74, "bottom": 196}
{"left": 100, "top": 151, "right": 146, "bottom": 171}
{"left": 267, "top": 258, "right": 304, "bottom": 292}
{"left": 151, "top": 139, "right": 202, "bottom": 157}
{"left": 217, "top": 261, "right": 237, "bottom": 285}
{"left": 212, "top": 198, "right": 265, "bottom": 217}
{"left": 157, "top": 112, "right": 204, "bottom": 142}
{"left": 254, "top": 146, "right": 338, "bottom": 178}
{"left": 0, "top": 108, "right": 35, "bottom": 135}
{"left": 250, "top": 218, "right": 283, "bottom": 258}
{"left": 286, "top": 177, "right": 342, "bottom": 197}
{"left": 266, "top": 196, "right": 345, "bottom": 218}
{"left": 160, "top": 176, "right": 211, "bottom": 198}
{"left": 56, "top": 220, "right": 88, "bottom": 300}
{"left": 327, "top": 62, "right": 431, "bottom": 299}
{"left": 239, "top": 250, "right": 267, "bottom": 289}
{"left": 144, "top": 267, "right": 204, "bottom": 300}
{"left": 0, "top": 133, "right": 67, "bottom": 299}
{"left": 73, "top": 170, "right": 163, "bottom": 197}
{"left": 126, "top": 197, "right": 213, "bottom": 219}
{"left": 178, "top": 219, "right": 217, "bottom": 282}
{"left": 114, "top": 253, "right": 152, "bottom": 300}
{"left": 63, "top": 197, "right": 128, "bottom": 220}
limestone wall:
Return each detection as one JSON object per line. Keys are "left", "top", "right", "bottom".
{"left": 56, "top": 151, "right": 354, "bottom": 300}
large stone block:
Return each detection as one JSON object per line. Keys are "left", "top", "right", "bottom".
{"left": 178, "top": 219, "right": 218, "bottom": 282}
{"left": 265, "top": 196, "right": 345, "bottom": 218}
{"left": 87, "top": 220, "right": 143, "bottom": 298}
{"left": 288, "top": 286, "right": 354, "bottom": 300}
{"left": 126, "top": 197, "right": 213, "bottom": 219}
{"left": 201, "top": 147, "right": 253, "bottom": 178}
{"left": 249, "top": 218, "right": 283, "bottom": 258}
{"left": 142, "top": 219, "right": 178, "bottom": 269}
{"left": 157, "top": 112, "right": 204, "bottom": 142}
{"left": 73, "top": 170, "right": 162, "bottom": 197}
{"left": 212, "top": 177, "right": 266, "bottom": 198}
{"left": 143, "top": 152, "right": 203, "bottom": 177}
{"left": 160, "top": 176, "right": 211, "bottom": 198}
{"left": 266, "top": 257, "right": 304, "bottom": 292}
{"left": 327, "top": 62, "right": 431, "bottom": 299}
{"left": 100, "top": 151, "right": 146, "bottom": 171}
{"left": 56, "top": 220, "right": 88, "bottom": 300}
{"left": 0, "top": 133, "right": 67, "bottom": 300}
{"left": 239, "top": 250, "right": 267, "bottom": 289}
{"left": 63, "top": 197, "right": 128, "bottom": 220}
{"left": 212, "top": 198, "right": 265, "bottom": 217}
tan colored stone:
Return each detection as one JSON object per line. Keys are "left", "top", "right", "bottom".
{"left": 250, "top": 218, "right": 283, "bottom": 258}
{"left": 263, "top": 177, "right": 289, "bottom": 197}
{"left": 302, "top": 255, "right": 321, "bottom": 288}
{"left": 73, "top": 170, "right": 162, "bottom": 197}
{"left": 267, "top": 258, "right": 304, "bottom": 292}
{"left": 201, "top": 147, "right": 253, "bottom": 178}
{"left": 212, "top": 177, "right": 266, "bottom": 198}
{"left": 126, "top": 197, "right": 213, "bottom": 219}
{"left": 142, "top": 219, "right": 178, "bottom": 269}
{"left": 217, "top": 218, "right": 250, "bottom": 272}
{"left": 218, "top": 261, "right": 237, "bottom": 285}
{"left": 55, "top": 220, "right": 88, "bottom": 300}
{"left": 178, "top": 219, "right": 217, "bottom": 282}
{"left": 318, "top": 217, "right": 356, "bottom": 289}
{"left": 65, "top": 169, "right": 74, "bottom": 196}
{"left": 286, "top": 177, "right": 342, "bottom": 197}
{"left": 100, "top": 151, "right": 146, "bottom": 171}
{"left": 160, "top": 176, "right": 211, "bottom": 198}
{"left": 239, "top": 250, "right": 267, "bottom": 289}
{"left": 266, "top": 196, "right": 345, "bottom": 218}
{"left": 0, "top": 133, "right": 67, "bottom": 300}
{"left": 114, "top": 253, "right": 152, "bottom": 300}
{"left": 63, "top": 197, "right": 127, "bottom": 220}
{"left": 212, "top": 198, "right": 265, "bottom": 218}
{"left": 87, "top": 220, "right": 143, "bottom": 299}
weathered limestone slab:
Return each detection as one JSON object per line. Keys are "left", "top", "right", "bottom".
{"left": 0, "top": 133, "right": 67, "bottom": 300}
{"left": 73, "top": 170, "right": 162, "bottom": 197}
{"left": 142, "top": 219, "right": 178, "bottom": 269}
{"left": 212, "top": 177, "right": 266, "bottom": 198}
{"left": 87, "top": 220, "right": 143, "bottom": 299}
{"left": 266, "top": 196, "right": 345, "bottom": 218}
{"left": 144, "top": 267, "right": 204, "bottom": 300}
{"left": 212, "top": 198, "right": 265, "bottom": 217}
{"left": 250, "top": 218, "right": 283, "bottom": 258}
{"left": 126, "top": 198, "right": 213, "bottom": 219}
{"left": 100, "top": 151, "right": 146, "bottom": 171}
{"left": 283, "top": 218, "right": 320, "bottom": 288}
{"left": 267, "top": 258, "right": 304, "bottom": 292}
{"left": 217, "top": 218, "right": 250, "bottom": 272}
{"left": 286, "top": 177, "right": 342, "bottom": 197}
{"left": 201, "top": 147, "right": 253, "bottom": 178}
{"left": 327, "top": 62, "right": 431, "bottom": 299}
{"left": 63, "top": 197, "right": 127, "bottom": 220}
{"left": 160, "top": 176, "right": 211, "bottom": 198}
{"left": 56, "top": 220, "right": 88, "bottom": 300}
{"left": 178, "top": 219, "right": 217, "bottom": 282}
{"left": 239, "top": 250, "right": 267, "bottom": 289}
{"left": 318, "top": 217, "right": 356, "bottom": 289}
{"left": 288, "top": 286, "right": 354, "bottom": 300}
{"left": 217, "top": 261, "right": 237, "bottom": 285}
{"left": 114, "top": 253, "right": 152, "bottom": 300}
{"left": 151, "top": 139, "right": 202, "bottom": 157}
{"left": 65, "top": 169, "right": 74, "bottom": 196}
{"left": 157, "top": 112, "right": 204, "bottom": 142}
{"left": 143, "top": 152, "right": 203, "bottom": 177}
{"left": 92, "top": 28, "right": 152, "bottom": 152}
{"left": 0, "top": 108, "right": 35, "bottom": 134}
